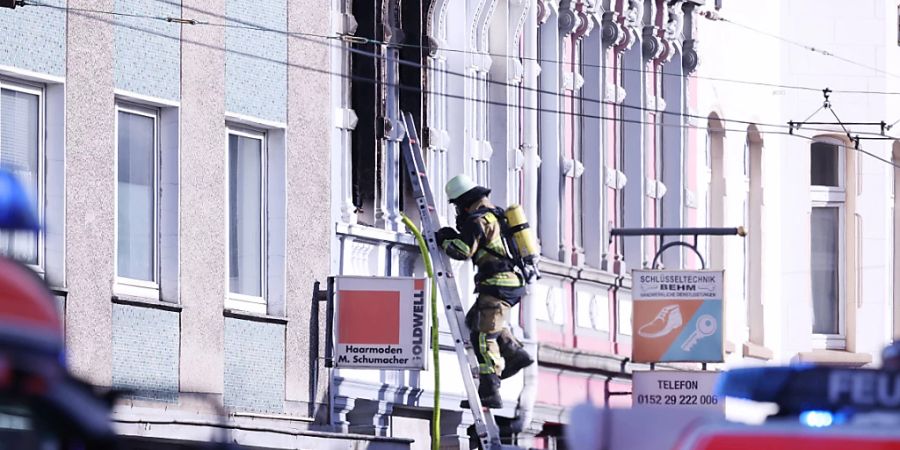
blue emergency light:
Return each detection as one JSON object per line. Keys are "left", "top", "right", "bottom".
{"left": 0, "top": 169, "right": 39, "bottom": 231}
{"left": 717, "top": 366, "right": 900, "bottom": 416}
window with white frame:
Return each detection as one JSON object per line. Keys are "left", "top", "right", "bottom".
{"left": 0, "top": 81, "right": 43, "bottom": 268}
{"left": 227, "top": 129, "right": 265, "bottom": 306}
{"left": 809, "top": 139, "right": 845, "bottom": 347}
{"left": 116, "top": 104, "right": 159, "bottom": 289}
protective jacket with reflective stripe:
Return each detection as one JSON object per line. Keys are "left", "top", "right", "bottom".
{"left": 440, "top": 198, "right": 525, "bottom": 297}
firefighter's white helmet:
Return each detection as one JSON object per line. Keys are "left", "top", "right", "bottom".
{"left": 445, "top": 174, "right": 478, "bottom": 203}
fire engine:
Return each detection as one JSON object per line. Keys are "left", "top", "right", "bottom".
{"left": 566, "top": 348, "right": 900, "bottom": 449}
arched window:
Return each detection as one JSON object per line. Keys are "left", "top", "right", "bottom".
{"left": 809, "top": 136, "right": 849, "bottom": 349}
{"left": 892, "top": 142, "right": 900, "bottom": 338}
{"left": 706, "top": 114, "right": 725, "bottom": 269}
{"left": 746, "top": 126, "right": 764, "bottom": 347}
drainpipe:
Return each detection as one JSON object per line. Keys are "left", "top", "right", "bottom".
{"left": 513, "top": 0, "right": 540, "bottom": 435}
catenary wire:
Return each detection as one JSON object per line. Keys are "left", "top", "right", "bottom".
{"left": 18, "top": 0, "right": 900, "bottom": 169}
{"left": 23, "top": 0, "right": 900, "bottom": 98}
{"left": 712, "top": 15, "right": 900, "bottom": 80}
{"left": 25, "top": 0, "right": 900, "bottom": 139}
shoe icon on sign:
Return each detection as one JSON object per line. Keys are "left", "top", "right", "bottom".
{"left": 637, "top": 305, "right": 683, "bottom": 338}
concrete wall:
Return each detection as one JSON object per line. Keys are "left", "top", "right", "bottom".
{"left": 64, "top": 0, "right": 117, "bottom": 386}
{"left": 0, "top": 0, "right": 66, "bottom": 76}
{"left": 179, "top": 0, "right": 227, "bottom": 397}
{"left": 285, "top": 0, "right": 332, "bottom": 411}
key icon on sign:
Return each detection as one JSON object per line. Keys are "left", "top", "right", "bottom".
{"left": 681, "top": 314, "right": 717, "bottom": 351}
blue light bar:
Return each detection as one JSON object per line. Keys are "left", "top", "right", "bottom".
{"left": 717, "top": 365, "right": 900, "bottom": 414}
{"left": 800, "top": 410, "right": 834, "bottom": 427}
{"left": 715, "top": 366, "right": 796, "bottom": 401}
{"left": 0, "top": 170, "right": 39, "bottom": 231}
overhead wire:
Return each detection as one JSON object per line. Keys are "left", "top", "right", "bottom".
{"left": 711, "top": 14, "right": 900, "bottom": 81}
{"left": 26, "top": 0, "right": 893, "bottom": 139}
{"left": 24, "top": 0, "right": 900, "bottom": 99}
{"left": 19, "top": 0, "right": 900, "bottom": 168}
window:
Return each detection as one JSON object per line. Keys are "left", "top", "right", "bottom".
{"left": 809, "top": 139, "right": 845, "bottom": 347}
{"left": 811, "top": 142, "right": 840, "bottom": 187}
{"left": 116, "top": 105, "right": 158, "bottom": 286}
{"left": 746, "top": 130, "right": 765, "bottom": 347}
{"left": 0, "top": 82, "right": 42, "bottom": 267}
{"left": 706, "top": 115, "right": 726, "bottom": 270}
{"left": 892, "top": 143, "right": 900, "bottom": 339}
{"left": 347, "top": 0, "right": 423, "bottom": 230}
{"left": 227, "top": 129, "right": 265, "bottom": 305}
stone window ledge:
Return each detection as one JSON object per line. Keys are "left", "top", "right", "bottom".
{"left": 793, "top": 350, "right": 872, "bottom": 367}
{"left": 112, "top": 294, "right": 182, "bottom": 312}
{"left": 223, "top": 308, "right": 288, "bottom": 324}
{"left": 336, "top": 222, "right": 417, "bottom": 246}
{"left": 742, "top": 341, "right": 774, "bottom": 360}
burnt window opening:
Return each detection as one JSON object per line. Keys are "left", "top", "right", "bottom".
{"left": 398, "top": 0, "right": 426, "bottom": 226}
{"left": 350, "top": 0, "right": 378, "bottom": 225}
{"left": 350, "top": 0, "right": 426, "bottom": 227}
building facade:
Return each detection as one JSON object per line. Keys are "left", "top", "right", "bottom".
{"left": 3, "top": 0, "right": 900, "bottom": 449}
{"left": 0, "top": 1, "right": 382, "bottom": 448}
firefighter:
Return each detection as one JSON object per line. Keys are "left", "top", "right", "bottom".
{"left": 436, "top": 174, "right": 534, "bottom": 409}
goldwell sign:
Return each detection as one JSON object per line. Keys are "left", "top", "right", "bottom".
{"left": 332, "top": 276, "right": 428, "bottom": 370}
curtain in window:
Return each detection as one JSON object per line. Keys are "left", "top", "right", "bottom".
{"left": 0, "top": 89, "right": 40, "bottom": 265}
{"left": 811, "top": 207, "right": 839, "bottom": 334}
{"left": 117, "top": 111, "right": 155, "bottom": 281}
{"left": 228, "top": 134, "right": 262, "bottom": 297}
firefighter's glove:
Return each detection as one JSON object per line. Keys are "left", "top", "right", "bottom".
{"left": 436, "top": 227, "right": 459, "bottom": 246}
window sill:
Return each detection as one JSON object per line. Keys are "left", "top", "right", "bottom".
{"left": 114, "top": 278, "right": 160, "bottom": 301}
{"left": 336, "top": 222, "right": 417, "bottom": 246}
{"left": 792, "top": 350, "right": 872, "bottom": 367}
{"left": 225, "top": 294, "right": 267, "bottom": 315}
{"left": 112, "top": 294, "right": 182, "bottom": 312}
{"left": 223, "top": 308, "right": 288, "bottom": 325}
{"left": 537, "top": 259, "right": 622, "bottom": 286}
{"left": 742, "top": 341, "right": 773, "bottom": 360}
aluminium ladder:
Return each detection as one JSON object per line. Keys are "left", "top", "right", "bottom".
{"left": 399, "top": 112, "right": 514, "bottom": 450}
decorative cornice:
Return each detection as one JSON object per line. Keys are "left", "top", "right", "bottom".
{"left": 426, "top": 0, "right": 451, "bottom": 54}
{"left": 473, "top": 0, "right": 499, "bottom": 53}
{"left": 600, "top": 11, "right": 625, "bottom": 47}
{"left": 537, "top": 0, "right": 553, "bottom": 25}
{"left": 511, "top": 0, "right": 531, "bottom": 52}
{"left": 681, "top": 0, "right": 700, "bottom": 74}
{"left": 573, "top": 0, "right": 596, "bottom": 39}
{"left": 623, "top": 0, "right": 642, "bottom": 37}
{"left": 558, "top": 0, "right": 581, "bottom": 35}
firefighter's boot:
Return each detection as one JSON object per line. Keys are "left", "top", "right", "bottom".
{"left": 478, "top": 373, "right": 503, "bottom": 409}
{"left": 461, "top": 373, "right": 503, "bottom": 409}
{"left": 498, "top": 331, "right": 534, "bottom": 380}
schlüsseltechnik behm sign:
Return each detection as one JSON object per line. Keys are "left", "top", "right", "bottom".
{"left": 631, "top": 270, "right": 724, "bottom": 363}
{"left": 332, "top": 276, "right": 429, "bottom": 370}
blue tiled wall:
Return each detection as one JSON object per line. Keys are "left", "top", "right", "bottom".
{"left": 115, "top": 0, "right": 181, "bottom": 100}
{"left": 112, "top": 303, "right": 180, "bottom": 402}
{"left": 225, "top": 0, "right": 287, "bottom": 123}
{"left": 0, "top": 0, "right": 66, "bottom": 77}
{"left": 224, "top": 317, "right": 285, "bottom": 413}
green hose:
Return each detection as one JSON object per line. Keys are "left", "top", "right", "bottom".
{"left": 400, "top": 213, "right": 440, "bottom": 450}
